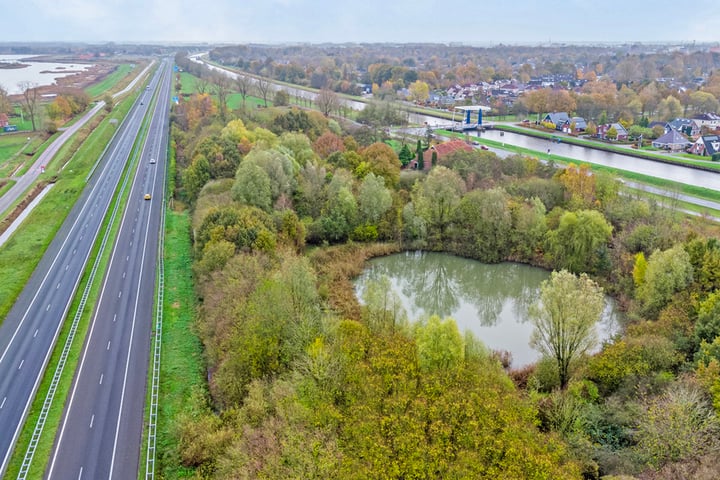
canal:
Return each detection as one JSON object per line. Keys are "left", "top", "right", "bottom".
{"left": 472, "top": 129, "right": 720, "bottom": 191}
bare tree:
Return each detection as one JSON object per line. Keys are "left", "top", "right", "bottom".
{"left": 18, "top": 81, "right": 39, "bottom": 131}
{"left": 316, "top": 88, "right": 340, "bottom": 116}
{"left": 0, "top": 83, "right": 10, "bottom": 115}
{"left": 212, "top": 73, "right": 232, "bottom": 121}
{"left": 255, "top": 75, "right": 271, "bottom": 107}
{"left": 235, "top": 74, "right": 252, "bottom": 109}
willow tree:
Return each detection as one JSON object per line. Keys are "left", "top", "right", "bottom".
{"left": 529, "top": 270, "right": 604, "bottom": 389}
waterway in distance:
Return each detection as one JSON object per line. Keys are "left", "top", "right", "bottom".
{"left": 472, "top": 129, "right": 720, "bottom": 191}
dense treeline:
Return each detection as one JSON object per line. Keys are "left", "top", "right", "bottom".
{"left": 207, "top": 43, "right": 720, "bottom": 91}
{"left": 165, "top": 74, "right": 720, "bottom": 479}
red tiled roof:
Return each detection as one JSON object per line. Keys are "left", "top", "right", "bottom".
{"left": 431, "top": 139, "right": 473, "bottom": 157}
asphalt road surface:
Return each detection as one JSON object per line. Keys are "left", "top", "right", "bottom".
{"left": 46, "top": 58, "right": 171, "bottom": 480}
{"left": 0, "top": 63, "right": 164, "bottom": 477}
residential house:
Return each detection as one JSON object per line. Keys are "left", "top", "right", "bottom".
{"left": 666, "top": 118, "right": 701, "bottom": 137}
{"left": 542, "top": 112, "right": 570, "bottom": 130}
{"left": 692, "top": 113, "right": 720, "bottom": 131}
{"left": 562, "top": 116, "right": 587, "bottom": 133}
{"left": 597, "top": 123, "right": 629, "bottom": 141}
{"left": 652, "top": 129, "right": 692, "bottom": 151}
{"left": 688, "top": 135, "right": 720, "bottom": 157}
{"left": 410, "top": 140, "right": 473, "bottom": 171}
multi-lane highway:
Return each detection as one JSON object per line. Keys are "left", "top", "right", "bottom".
{"left": 0, "top": 60, "right": 169, "bottom": 478}
{"left": 46, "top": 59, "right": 171, "bottom": 479}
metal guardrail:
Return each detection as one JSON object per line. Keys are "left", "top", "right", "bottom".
{"left": 145, "top": 61, "right": 171, "bottom": 480}
{"left": 16, "top": 136, "right": 138, "bottom": 480}
{"left": 144, "top": 195, "right": 165, "bottom": 480}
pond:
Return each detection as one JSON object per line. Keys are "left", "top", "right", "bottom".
{"left": 355, "top": 251, "right": 622, "bottom": 367}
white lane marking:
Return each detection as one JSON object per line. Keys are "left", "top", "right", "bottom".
{"left": 33, "top": 329, "right": 38, "bottom": 338}
{"left": 99, "top": 374, "right": 103, "bottom": 385}
{"left": 123, "top": 272, "right": 126, "bottom": 279}
{"left": 65, "top": 264, "right": 69, "bottom": 271}
{"left": 130, "top": 241, "right": 132, "bottom": 246}
{"left": 118, "top": 291, "right": 122, "bottom": 298}
{"left": 18, "top": 360, "right": 24, "bottom": 370}
{"left": 56, "top": 282, "right": 61, "bottom": 289}
{"left": 126, "top": 256, "right": 129, "bottom": 261}
{"left": 72, "top": 248, "right": 76, "bottom": 255}
{"left": 89, "top": 415, "right": 94, "bottom": 429}
{"left": 78, "top": 467, "right": 83, "bottom": 480}
{"left": 0, "top": 397, "right": 6, "bottom": 409}
{"left": 107, "top": 341, "right": 111, "bottom": 350}
{"left": 113, "top": 314, "right": 117, "bottom": 322}
{"left": 48, "top": 62, "right": 165, "bottom": 479}
{"left": 46, "top": 304, "right": 51, "bottom": 311}
{"left": 110, "top": 150, "right": 160, "bottom": 477}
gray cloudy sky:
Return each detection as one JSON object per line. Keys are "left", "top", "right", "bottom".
{"left": 3, "top": 0, "right": 719, "bottom": 44}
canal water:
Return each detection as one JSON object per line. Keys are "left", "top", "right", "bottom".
{"left": 355, "top": 251, "right": 621, "bottom": 367}
{"left": 473, "top": 129, "right": 720, "bottom": 191}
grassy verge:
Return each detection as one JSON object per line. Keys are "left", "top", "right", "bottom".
{"left": 0, "top": 135, "right": 32, "bottom": 165}
{"left": 493, "top": 124, "right": 720, "bottom": 173}
{"left": 0, "top": 133, "right": 49, "bottom": 179}
{"left": 0, "top": 179, "right": 15, "bottom": 197}
{"left": 625, "top": 187, "right": 720, "bottom": 219}
{"left": 438, "top": 129, "right": 720, "bottom": 204}
{"left": 4, "top": 92, "right": 154, "bottom": 478}
{"left": 152, "top": 210, "right": 204, "bottom": 479}
{"left": 85, "top": 63, "right": 135, "bottom": 98}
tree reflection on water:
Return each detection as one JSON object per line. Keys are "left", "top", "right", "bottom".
{"left": 357, "top": 251, "right": 546, "bottom": 326}
{"left": 355, "top": 251, "right": 621, "bottom": 366}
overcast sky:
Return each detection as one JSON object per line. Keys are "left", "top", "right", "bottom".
{"left": 3, "top": 0, "right": 719, "bottom": 45}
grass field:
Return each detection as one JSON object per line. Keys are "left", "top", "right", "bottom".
{"left": 0, "top": 135, "right": 31, "bottom": 176}
{"left": 175, "top": 70, "right": 270, "bottom": 109}
{"left": 0, "top": 134, "right": 47, "bottom": 179}
{"left": 85, "top": 63, "right": 136, "bottom": 98}
{"left": 5, "top": 105, "right": 35, "bottom": 132}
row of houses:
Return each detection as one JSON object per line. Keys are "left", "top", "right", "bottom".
{"left": 651, "top": 114, "right": 720, "bottom": 153}
{"left": 541, "top": 111, "right": 720, "bottom": 155}
{"left": 542, "top": 112, "right": 629, "bottom": 140}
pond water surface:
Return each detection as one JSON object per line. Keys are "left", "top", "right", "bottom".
{"left": 0, "top": 55, "right": 93, "bottom": 95}
{"left": 355, "top": 251, "right": 622, "bottom": 367}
